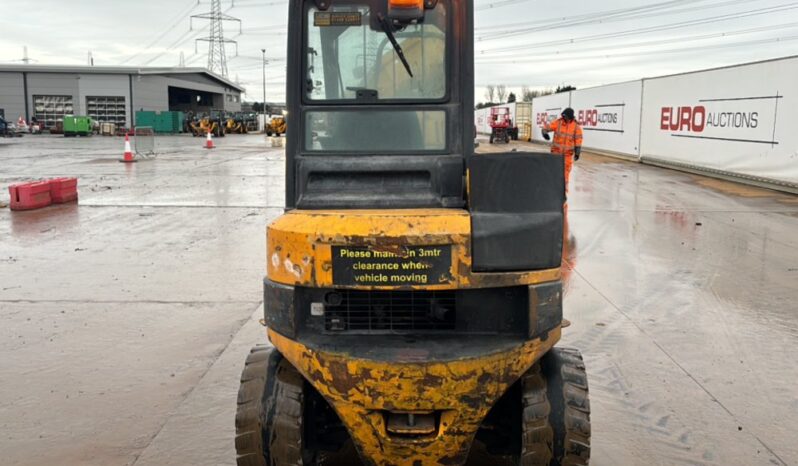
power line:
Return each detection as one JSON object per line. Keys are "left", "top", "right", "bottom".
{"left": 475, "top": 33, "right": 798, "bottom": 64}
{"left": 226, "top": 0, "right": 288, "bottom": 6}
{"left": 476, "top": 0, "right": 546, "bottom": 11}
{"left": 476, "top": 0, "right": 707, "bottom": 37}
{"left": 479, "top": 2, "right": 798, "bottom": 54}
{"left": 141, "top": 26, "right": 206, "bottom": 66}
{"left": 137, "top": 2, "right": 243, "bottom": 67}
{"left": 233, "top": 54, "right": 285, "bottom": 61}
{"left": 478, "top": 22, "right": 798, "bottom": 62}
{"left": 475, "top": 0, "right": 782, "bottom": 41}
{"left": 118, "top": 0, "right": 199, "bottom": 65}
{"left": 474, "top": 0, "right": 754, "bottom": 30}
{"left": 192, "top": 0, "right": 242, "bottom": 76}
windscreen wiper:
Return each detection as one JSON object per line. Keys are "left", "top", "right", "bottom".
{"left": 377, "top": 13, "right": 414, "bottom": 78}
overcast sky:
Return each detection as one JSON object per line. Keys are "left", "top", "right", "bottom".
{"left": 1, "top": 0, "right": 797, "bottom": 103}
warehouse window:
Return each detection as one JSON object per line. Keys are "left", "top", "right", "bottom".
{"left": 86, "top": 96, "right": 126, "bottom": 125}
{"left": 33, "top": 95, "right": 74, "bottom": 129}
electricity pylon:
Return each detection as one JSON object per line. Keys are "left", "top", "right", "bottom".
{"left": 191, "top": 0, "right": 241, "bottom": 77}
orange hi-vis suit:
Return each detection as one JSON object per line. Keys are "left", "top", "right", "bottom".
{"left": 544, "top": 118, "right": 583, "bottom": 191}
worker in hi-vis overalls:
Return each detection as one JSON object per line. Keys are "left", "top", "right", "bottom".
{"left": 542, "top": 107, "right": 583, "bottom": 193}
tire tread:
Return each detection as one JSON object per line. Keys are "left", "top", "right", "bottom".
{"left": 235, "top": 346, "right": 281, "bottom": 466}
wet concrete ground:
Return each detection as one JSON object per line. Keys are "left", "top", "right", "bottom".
{"left": 1, "top": 134, "right": 797, "bottom": 465}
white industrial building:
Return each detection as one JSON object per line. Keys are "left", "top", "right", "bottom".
{"left": 0, "top": 65, "right": 245, "bottom": 129}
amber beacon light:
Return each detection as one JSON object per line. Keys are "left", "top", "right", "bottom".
{"left": 387, "top": 0, "right": 428, "bottom": 22}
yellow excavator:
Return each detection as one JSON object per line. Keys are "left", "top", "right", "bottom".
{"left": 235, "top": 1, "right": 591, "bottom": 465}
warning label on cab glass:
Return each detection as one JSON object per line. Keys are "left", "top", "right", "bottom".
{"left": 314, "top": 12, "right": 363, "bottom": 27}
{"left": 332, "top": 245, "right": 453, "bottom": 286}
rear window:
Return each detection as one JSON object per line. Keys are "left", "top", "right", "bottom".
{"left": 305, "top": 110, "right": 446, "bottom": 152}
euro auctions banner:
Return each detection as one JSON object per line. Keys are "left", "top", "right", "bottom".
{"left": 570, "top": 81, "right": 642, "bottom": 157}
{"left": 640, "top": 57, "right": 798, "bottom": 185}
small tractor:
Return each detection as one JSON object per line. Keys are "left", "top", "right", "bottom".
{"left": 235, "top": 1, "right": 591, "bottom": 465}
{"left": 489, "top": 106, "right": 512, "bottom": 144}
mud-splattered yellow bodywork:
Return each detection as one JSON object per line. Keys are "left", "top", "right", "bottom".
{"left": 266, "top": 209, "right": 562, "bottom": 465}
{"left": 267, "top": 209, "right": 560, "bottom": 289}
{"left": 270, "top": 328, "right": 560, "bottom": 465}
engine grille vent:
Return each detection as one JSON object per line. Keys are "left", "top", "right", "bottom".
{"left": 324, "top": 290, "right": 456, "bottom": 333}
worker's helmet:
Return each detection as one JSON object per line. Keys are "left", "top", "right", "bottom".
{"left": 562, "top": 108, "right": 575, "bottom": 120}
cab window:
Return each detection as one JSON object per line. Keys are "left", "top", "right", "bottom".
{"left": 306, "top": 3, "right": 447, "bottom": 101}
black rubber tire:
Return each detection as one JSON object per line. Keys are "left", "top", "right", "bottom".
{"left": 269, "top": 358, "right": 316, "bottom": 466}
{"left": 520, "top": 348, "right": 591, "bottom": 466}
{"left": 235, "top": 346, "right": 282, "bottom": 466}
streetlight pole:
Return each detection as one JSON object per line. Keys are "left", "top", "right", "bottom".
{"left": 261, "top": 48, "right": 267, "bottom": 133}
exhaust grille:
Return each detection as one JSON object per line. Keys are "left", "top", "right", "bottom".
{"left": 324, "top": 290, "right": 456, "bottom": 333}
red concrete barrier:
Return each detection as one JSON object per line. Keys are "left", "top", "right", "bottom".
{"left": 49, "top": 177, "right": 78, "bottom": 204}
{"left": 9, "top": 181, "right": 53, "bottom": 211}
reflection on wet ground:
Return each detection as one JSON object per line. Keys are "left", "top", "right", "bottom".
{"left": 560, "top": 151, "right": 798, "bottom": 466}
{"left": 0, "top": 136, "right": 796, "bottom": 465}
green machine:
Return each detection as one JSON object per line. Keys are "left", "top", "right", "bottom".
{"left": 135, "top": 111, "right": 185, "bottom": 133}
{"left": 63, "top": 116, "right": 93, "bottom": 137}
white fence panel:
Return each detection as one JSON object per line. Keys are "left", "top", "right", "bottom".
{"left": 640, "top": 57, "right": 798, "bottom": 186}
{"left": 570, "top": 81, "right": 642, "bottom": 157}
{"left": 531, "top": 93, "right": 571, "bottom": 143}
{"left": 474, "top": 107, "right": 490, "bottom": 135}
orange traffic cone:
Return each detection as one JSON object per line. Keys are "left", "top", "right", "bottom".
{"left": 205, "top": 131, "right": 215, "bottom": 149}
{"left": 120, "top": 134, "right": 136, "bottom": 163}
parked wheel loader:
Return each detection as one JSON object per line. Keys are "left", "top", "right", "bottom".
{"left": 235, "top": 1, "right": 591, "bottom": 465}
{"left": 265, "top": 115, "right": 287, "bottom": 137}
{"left": 190, "top": 115, "right": 225, "bottom": 137}
{"left": 226, "top": 116, "right": 249, "bottom": 134}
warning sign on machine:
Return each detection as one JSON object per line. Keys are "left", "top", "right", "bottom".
{"left": 332, "top": 245, "right": 453, "bottom": 286}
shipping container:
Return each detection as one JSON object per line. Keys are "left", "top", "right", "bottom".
{"left": 515, "top": 102, "right": 533, "bottom": 142}
{"left": 135, "top": 111, "right": 185, "bottom": 133}
{"left": 136, "top": 111, "right": 156, "bottom": 129}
